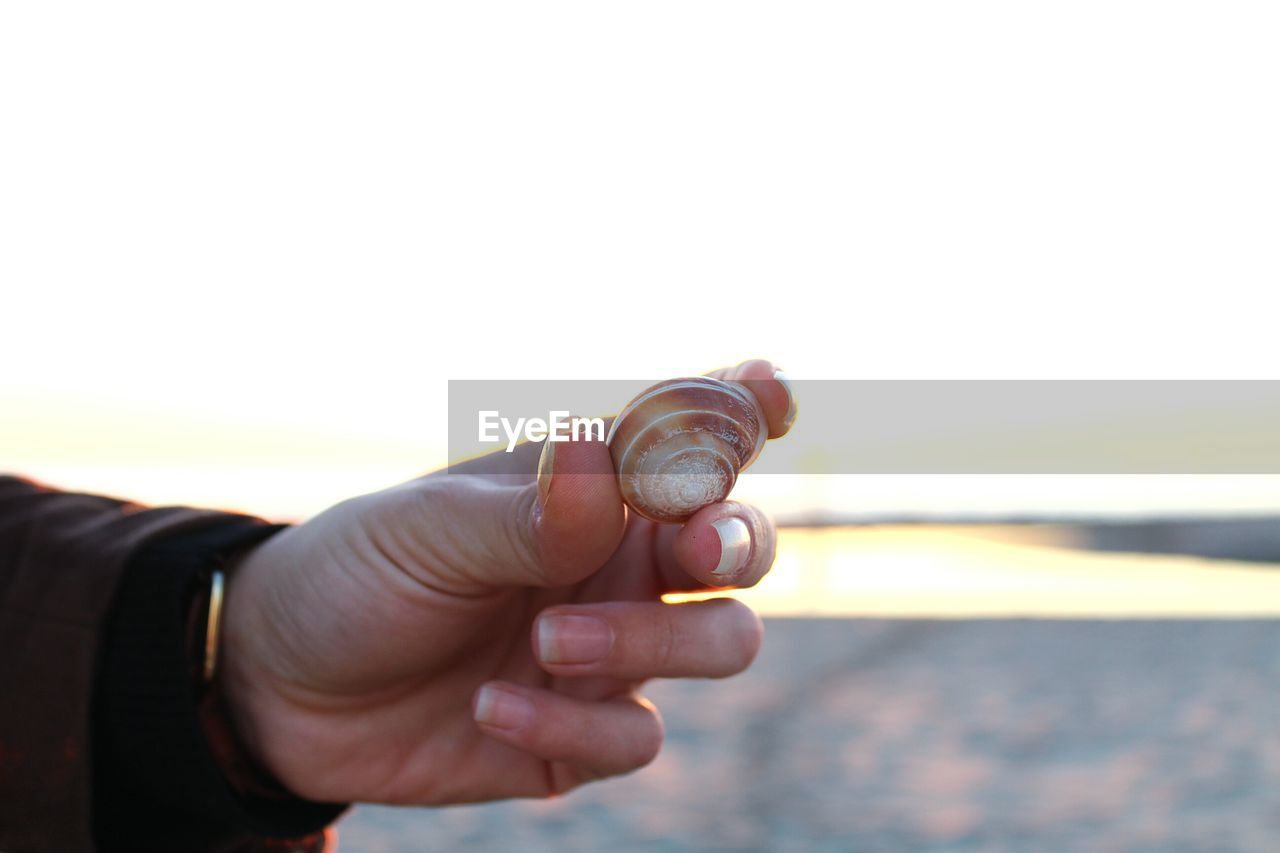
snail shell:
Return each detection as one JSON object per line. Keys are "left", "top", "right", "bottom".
{"left": 606, "top": 377, "right": 767, "bottom": 523}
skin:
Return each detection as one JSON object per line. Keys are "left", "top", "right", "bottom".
{"left": 219, "top": 359, "right": 795, "bottom": 805}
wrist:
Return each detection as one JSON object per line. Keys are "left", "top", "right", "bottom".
{"left": 98, "top": 515, "right": 347, "bottom": 844}
{"left": 198, "top": 541, "right": 295, "bottom": 799}
{"left": 200, "top": 673, "right": 294, "bottom": 800}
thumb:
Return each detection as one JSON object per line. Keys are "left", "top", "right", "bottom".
{"left": 530, "top": 431, "right": 626, "bottom": 586}
{"left": 418, "top": 432, "right": 624, "bottom": 591}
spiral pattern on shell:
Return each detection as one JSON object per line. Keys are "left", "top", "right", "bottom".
{"left": 606, "top": 377, "right": 767, "bottom": 523}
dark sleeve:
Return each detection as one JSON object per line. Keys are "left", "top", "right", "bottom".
{"left": 93, "top": 512, "right": 349, "bottom": 852}
{"left": 0, "top": 475, "right": 230, "bottom": 852}
{"left": 0, "top": 476, "right": 347, "bottom": 853}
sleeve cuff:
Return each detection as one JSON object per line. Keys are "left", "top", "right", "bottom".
{"left": 93, "top": 515, "right": 349, "bottom": 851}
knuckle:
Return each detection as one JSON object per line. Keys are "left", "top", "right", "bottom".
{"left": 739, "top": 512, "right": 777, "bottom": 589}
{"left": 714, "top": 599, "right": 764, "bottom": 675}
{"left": 733, "top": 606, "right": 765, "bottom": 671}
{"left": 631, "top": 704, "right": 665, "bottom": 768}
{"left": 549, "top": 762, "right": 598, "bottom": 795}
{"left": 506, "top": 486, "right": 546, "bottom": 578}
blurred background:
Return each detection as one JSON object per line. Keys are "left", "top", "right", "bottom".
{"left": 4, "top": 1, "right": 1280, "bottom": 849}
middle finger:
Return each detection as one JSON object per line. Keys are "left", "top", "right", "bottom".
{"left": 532, "top": 599, "right": 763, "bottom": 680}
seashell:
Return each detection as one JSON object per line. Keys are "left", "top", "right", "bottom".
{"left": 606, "top": 377, "right": 767, "bottom": 523}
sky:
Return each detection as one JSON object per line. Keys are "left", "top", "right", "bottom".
{"left": 4, "top": 2, "right": 1280, "bottom": 615}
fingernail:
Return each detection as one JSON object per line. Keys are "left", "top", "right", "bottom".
{"left": 536, "top": 438, "right": 555, "bottom": 506}
{"left": 474, "top": 685, "right": 535, "bottom": 731}
{"left": 538, "top": 614, "right": 613, "bottom": 665}
{"left": 711, "top": 517, "right": 752, "bottom": 577}
{"left": 774, "top": 369, "right": 798, "bottom": 430}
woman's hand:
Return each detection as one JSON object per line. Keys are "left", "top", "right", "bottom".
{"left": 219, "top": 359, "right": 796, "bottom": 805}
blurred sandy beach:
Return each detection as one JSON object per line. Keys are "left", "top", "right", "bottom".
{"left": 340, "top": 617, "right": 1280, "bottom": 852}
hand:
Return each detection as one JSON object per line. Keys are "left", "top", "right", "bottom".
{"left": 219, "top": 359, "right": 796, "bottom": 805}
